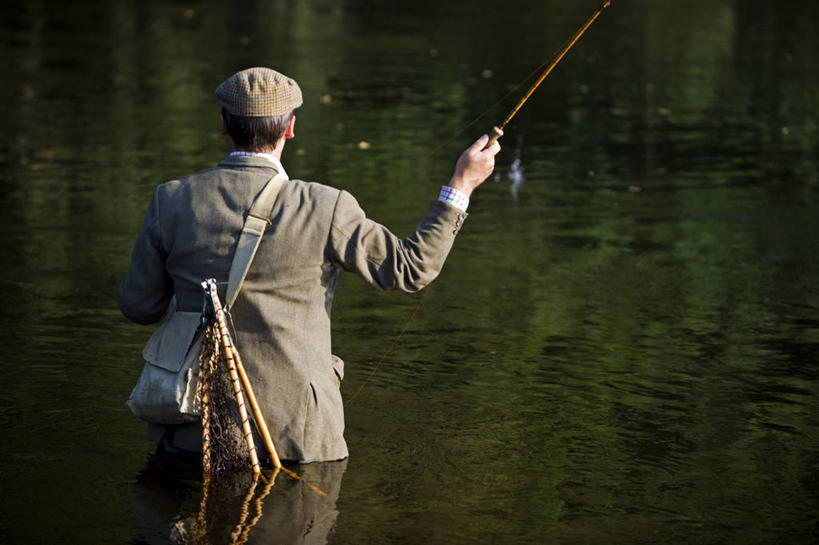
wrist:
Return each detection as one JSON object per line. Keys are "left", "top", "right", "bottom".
{"left": 447, "top": 177, "right": 473, "bottom": 198}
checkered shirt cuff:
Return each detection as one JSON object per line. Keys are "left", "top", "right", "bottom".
{"left": 438, "top": 186, "right": 470, "bottom": 212}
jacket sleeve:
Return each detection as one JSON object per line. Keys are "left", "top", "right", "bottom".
{"left": 327, "top": 190, "right": 467, "bottom": 292}
{"left": 117, "top": 187, "right": 174, "bottom": 324}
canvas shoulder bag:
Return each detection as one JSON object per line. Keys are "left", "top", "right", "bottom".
{"left": 125, "top": 172, "right": 288, "bottom": 425}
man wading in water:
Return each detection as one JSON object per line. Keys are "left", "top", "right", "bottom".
{"left": 118, "top": 67, "right": 501, "bottom": 463}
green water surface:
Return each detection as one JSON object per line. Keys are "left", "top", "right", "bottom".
{"left": 1, "top": 0, "right": 817, "bottom": 543}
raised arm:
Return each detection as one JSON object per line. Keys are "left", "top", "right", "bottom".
{"left": 327, "top": 135, "right": 500, "bottom": 291}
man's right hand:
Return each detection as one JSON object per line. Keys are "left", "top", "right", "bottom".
{"left": 447, "top": 134, "right": 502, "bottom": 198}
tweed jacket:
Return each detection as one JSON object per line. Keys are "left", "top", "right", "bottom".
{"left": 118, "top": 155, "right": 466, "bottom": 463}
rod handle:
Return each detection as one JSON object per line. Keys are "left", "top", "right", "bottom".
{"left": 482, "top": 126, "right": 504, "bottom": 150}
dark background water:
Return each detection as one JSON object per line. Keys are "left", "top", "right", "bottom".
{"left": 1, "top": 0, "right": 817, "bottom": 543}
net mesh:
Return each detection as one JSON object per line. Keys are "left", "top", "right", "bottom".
{"left": 198, "top": 322, "right": 251, "bottom": 474}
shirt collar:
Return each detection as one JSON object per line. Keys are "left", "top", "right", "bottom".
{"left": 228, "top": 151, "right": 288, "bottom": 178}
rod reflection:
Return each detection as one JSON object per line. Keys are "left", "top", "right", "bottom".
{"left": 132, "top": 451, "right": 347, "bottom": 545}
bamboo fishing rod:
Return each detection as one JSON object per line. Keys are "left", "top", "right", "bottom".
{"left": 483, "top": 0, "right": 611, "bottom": 150}
{"left": 346, "top": 2, "right": 612, "bottom": 408}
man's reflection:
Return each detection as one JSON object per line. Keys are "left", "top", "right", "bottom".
{"left": 132, "top": 449, "right": 347, "bottom": 545}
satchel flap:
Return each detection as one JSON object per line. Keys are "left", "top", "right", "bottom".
{"left": 142, "top": 311, "right": 202, "bottom": 372}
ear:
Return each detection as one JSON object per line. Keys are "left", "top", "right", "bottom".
{"left": 285, "top": 114, "right": 296, "bottom": 139}
{"left": 219, "top": 111, "right": 229, "bottom": 135}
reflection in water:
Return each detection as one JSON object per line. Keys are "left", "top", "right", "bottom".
{"left": 132, "top": 452, "right": 346, "bottom": 545}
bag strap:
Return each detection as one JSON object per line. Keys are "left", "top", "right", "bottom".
{"left": 225, "top": 171, "right": 288, "bottom": 310}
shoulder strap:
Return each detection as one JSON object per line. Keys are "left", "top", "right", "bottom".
{"left": 225, "top": 172, "right": 288, "bottom": 310}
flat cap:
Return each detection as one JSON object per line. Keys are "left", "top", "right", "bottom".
{"left": 214, "top": 67, "right": 303, "bottom": 117}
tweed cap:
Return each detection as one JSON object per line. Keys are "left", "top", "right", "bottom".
{"left": 215, "top": 67, "right": 303, "bottom": 117}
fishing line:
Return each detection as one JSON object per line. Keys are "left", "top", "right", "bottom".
{"left": 344, "top": 0, "right": 611, "bottom": 407}
{"left": 344, "top": 67, "right": 546, "bottom": 408}
{"left": 432, "top": 58, "right": 553, "bottom": 154}
{"left": 344, "top": 290, "right": 428, "bottom": 407}
{"left": 434, "top": 0, "right": 611, "bottom": 155}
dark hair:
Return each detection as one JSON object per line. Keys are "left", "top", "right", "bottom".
{"left": 221, "top": 108, "right": 292, "bottom": 151}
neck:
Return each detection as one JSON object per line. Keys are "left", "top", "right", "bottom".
{"left": 231, "top": 137, "right": 286, "bottom": 159}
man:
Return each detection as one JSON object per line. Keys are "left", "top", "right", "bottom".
{"left": 118, "top": 67, "right": 500, "bottom": 463}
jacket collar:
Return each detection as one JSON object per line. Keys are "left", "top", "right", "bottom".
{"left": 218, "top": 154, "right": 287, "bottom": 178}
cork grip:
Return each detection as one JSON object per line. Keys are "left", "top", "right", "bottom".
{"left": 483, "top": 126, "right": 504, "bottom": 150}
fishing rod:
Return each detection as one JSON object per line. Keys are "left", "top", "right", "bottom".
{"left": 483, "top": 0, "right": 612, "bottom": 150}
{"left": 346, "top": 1, "right": 612, "bottom": 408}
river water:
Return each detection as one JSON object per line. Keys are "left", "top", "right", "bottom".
{"left": 1, "top": 0, "right": 817, "bottom": 543}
